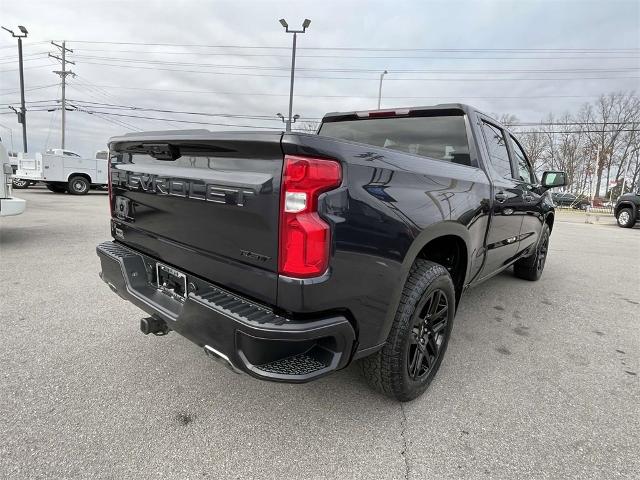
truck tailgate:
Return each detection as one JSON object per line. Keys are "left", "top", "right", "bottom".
{"left": 108, "top": 131, "right": 283, "bottom": 304}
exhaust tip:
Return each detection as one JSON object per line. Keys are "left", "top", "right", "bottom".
{"left": 204, "top": 345, "right": 242, "bottom": 374}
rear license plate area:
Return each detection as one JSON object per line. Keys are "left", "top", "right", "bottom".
{"left": 156, "top": 263, "right": 187, "bottom": 301}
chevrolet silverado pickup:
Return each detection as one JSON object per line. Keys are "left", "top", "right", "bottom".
{"left": 97, "top": 104, "right": 566, "bottom": 401}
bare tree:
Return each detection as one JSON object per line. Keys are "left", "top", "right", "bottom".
{"left": 582, "top": 92, "right": 640, "bottom": 196}
{"left": 518, "top": 130, "right": 546, "bottom": 173}
{"left": 296, "top": 121, "right": 320, "bottom": 134}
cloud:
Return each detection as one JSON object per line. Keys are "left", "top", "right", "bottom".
{"left": 1, "top": 0, "right": 638, "bottom": 156}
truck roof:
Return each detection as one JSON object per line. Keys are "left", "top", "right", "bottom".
{"left": 321, "top": 103, "right": 485, "bottom": 123}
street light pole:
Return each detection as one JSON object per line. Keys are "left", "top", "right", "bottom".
{"left": 377, "top": 70, "right": 388, "bottom": 109}
{"left": 2, "top": 25, "right": 28, "bottom": 152}
{"left": 279, "top": 18, "right": 310, "bottom": 132}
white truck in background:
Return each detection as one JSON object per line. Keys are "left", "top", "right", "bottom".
{"left": 13, "top": 149, "right": 108, "bottom": 195}
{"left": 0, "top": 140, "right": 26, "bottom": 217}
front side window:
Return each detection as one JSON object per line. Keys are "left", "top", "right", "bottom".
{"left": 319, "top": 114, "right": 472, "bottom": 166}
{"left": 510, "top": 135, "right": 535, "bottom": 184}
{"left": 481, "top": 121, "right": 512, "bottom": 179}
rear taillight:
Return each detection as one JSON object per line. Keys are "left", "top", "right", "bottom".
{"left": 279, "top": 155, "right": 342, "bottom": 278}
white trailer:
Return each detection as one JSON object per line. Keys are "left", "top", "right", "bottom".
{"left": 13, "top": 150, "right": 108, "bottom": 195}
{"left": 0, "top": 140, "right": 25, "bottom": 216}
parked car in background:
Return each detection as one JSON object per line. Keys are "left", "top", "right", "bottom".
{"left": 0, "top": 140, "right": 25, "bottom": 217}
{"left": 551, "top": 192, "right": 590, "bottom": 210}
{"left": 614, "top": 192, "right": 640, "bottom": 228}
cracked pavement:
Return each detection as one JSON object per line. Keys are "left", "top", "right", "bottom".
{"left": 1, "top": 189, "right": 638, "bottom": 479}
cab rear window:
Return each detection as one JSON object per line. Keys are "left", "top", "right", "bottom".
{"left": 319, "top": 114, "right": 471, "bottom": 166}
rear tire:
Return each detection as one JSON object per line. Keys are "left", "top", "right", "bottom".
{"left": 12, "top": 178, "right": 29, "bottom": 189}
{"left": 360, "top": 260, "right": 455, "bottom": 401}
{"left": 616, "top": 208, "right": 636, "bottom": 228}
{"left": 67, "top": 176, "right": 90, "bottom": 195}
{"left": 46, "top": 183, "right": 67, "bottom": 193}
{"left": 514, "top": 223, "right": 550, "bottom": 281}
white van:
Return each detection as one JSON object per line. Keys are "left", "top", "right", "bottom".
{"left": 13, "top": 149, "right": 108, "bottom": 195}
{"left": 0, "top": 140, "right": 26, "bottom": 216}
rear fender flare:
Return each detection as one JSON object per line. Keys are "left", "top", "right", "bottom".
{"left": 378, "top": 222, "right": 472, "bottom": 346}
{"left": 615, "top": 201, "right": 637, "bottom": 219}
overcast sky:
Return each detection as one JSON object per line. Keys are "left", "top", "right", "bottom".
{"left": 1, "top": 0, "right": 638, "bottom": 156}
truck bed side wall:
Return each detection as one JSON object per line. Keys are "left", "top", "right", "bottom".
{"left": 279, "top": 133, "right": 491, "bottom": 352}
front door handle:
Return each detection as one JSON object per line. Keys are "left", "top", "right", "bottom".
{"left": 495, "top": 191, "right": 508, "bottom": 203}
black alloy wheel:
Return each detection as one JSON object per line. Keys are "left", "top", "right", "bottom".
{"left": 407, "top": 289, "right": 449, "bottom": 381}
{"left": 535, "top": 230, "right": 549, "bottom": 274}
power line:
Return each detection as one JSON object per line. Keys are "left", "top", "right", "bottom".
{"left": 56, "top": 83, "right": 614, "bottom": 100}
{"left": 69, "top": 48, "right": 640, "bottom": 61}
{"left": 0, "top": 62, "right": 62, "bottom": 73}
{"left": 516, "top": 129, "right": 639, "bottom": 134}
{"left": 0, "top": 83, "right": 59, "bottom": 95}
{"left": 74, "top": 109, "right": 282, "bottom": 129}
{"left": 65, "top": 98, "right": 321, "bottom": 121}
{"left": 69, "top": 55, "right": 640, "bottom": 74}
{"left": 73, "top": 60, "right": 640, "bottom": 81}
{"left": 62, "top": 40, "right": 640, "bottom": 53}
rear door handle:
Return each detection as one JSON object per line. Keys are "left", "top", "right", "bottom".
{"left": 495, "top": 191, "right": 508, "bottom": 203}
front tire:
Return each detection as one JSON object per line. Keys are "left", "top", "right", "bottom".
{"left": 360, "top": 260, "right": 456, "bottom": 401}
{"left": 616, "top": 208, "right": 636, "bottom": 228}
{"left": 67, "top": 176, "right": 90, "bottom": 195}
{"left": 514, "top": 223, "right": 550, "bottom": 281}
{"left": 12, "top": 178, "right": 30, "bottom": 189}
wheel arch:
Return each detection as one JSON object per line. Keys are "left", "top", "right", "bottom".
{"left": 615, "top": 201, "right": 637, "bottom": 218}
{"left": 377, "top": 222, "right": 472, "bottom": 348}
{"left": 545, "top": 211, "right": 555, "bottom": 232}
{"left": 66, "top": 172, "right": 93, "bottom": 183}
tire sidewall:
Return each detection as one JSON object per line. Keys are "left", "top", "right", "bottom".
{"left": 12, "top": 178, "right": 29, "bottom": 188}
{"left": 68, "top": 177, "right": 89, "bottom": 195}
{"left": 396, "top": 271, "right": 456, "bottom": 400}
{"left": 617, "top": 208, "right": 633, "bottom": 228}
{"left": 533, "top": 224, "right": 551, "bottom": 278}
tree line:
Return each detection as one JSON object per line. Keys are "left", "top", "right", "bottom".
{"left": 507, "top": 91, "right": 640, "bottom": 199}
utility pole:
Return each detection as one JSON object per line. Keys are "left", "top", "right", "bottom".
{"left": 1, "top": 25, "right": 28, "bottom": 152}
{"left": 279, "top": 18, "right": 310, "bottom": 132}
{"left": 50, "top": 41, "right": 75, "bottom": 149}
{"left": 377, "top": 70, "right": 388, "bottom": 109}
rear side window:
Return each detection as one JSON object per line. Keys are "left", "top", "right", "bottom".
{"left": 319, "top": 115, "right": 472, "bottom": 166}
{"left": 481, "top": 122, "right": 512, "bottom": 179}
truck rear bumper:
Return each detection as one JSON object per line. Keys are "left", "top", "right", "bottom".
{"left": 96, "top": 241, "right": 355, "bottom": 383}
{"left": 0, "top": 197, "right": 26, "bottom": 216}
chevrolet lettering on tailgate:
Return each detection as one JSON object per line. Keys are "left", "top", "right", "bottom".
{"left": 112, "top": 170, "right": 255, "bottom": 206}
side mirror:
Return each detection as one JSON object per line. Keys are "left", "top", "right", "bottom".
{"left": 3, "top": 163, "right": 13, "bottom": 175}
{"left": 541, "top": 171, "right": 567, "bottom": 189}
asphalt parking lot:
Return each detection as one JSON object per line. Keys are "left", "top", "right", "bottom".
{"left": 1, "top": 187, "right": 638, "bottom": 479}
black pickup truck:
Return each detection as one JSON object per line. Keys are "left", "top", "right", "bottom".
{"left": 97, "top": 104, "right": 566, "bottom": 401}
{"left": 614, "top": 192, "right": 640, "bottom": 228}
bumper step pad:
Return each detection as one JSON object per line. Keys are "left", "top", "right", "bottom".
{"left": 255, "top": 353, "right": 328, "bottom": 376}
